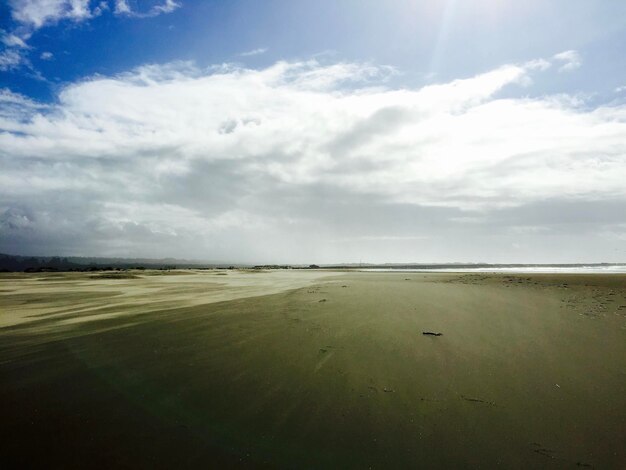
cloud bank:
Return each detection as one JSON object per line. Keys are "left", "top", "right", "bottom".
{"left": 1, "top": 54, "right": 625, "bottom": 262}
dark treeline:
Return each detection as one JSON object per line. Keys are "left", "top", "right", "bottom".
{"left": 0, "top": 253, "right": 201, "bottom": 272}
{"left": 0, "top": 254, "right": 80, "bottom": 272}
{"left": 0, "top": 253, "right": 323, "bottom": 273}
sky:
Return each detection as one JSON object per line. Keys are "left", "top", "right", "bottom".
{"left": 1, "top": 0, "right": 626, "bottom": 264}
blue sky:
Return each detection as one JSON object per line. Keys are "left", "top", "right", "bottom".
{"left": 3, "top": 1, "right": 626, "bottom": 101}
{"left": 1, "top": 1, "right": 626, "bottom": 262}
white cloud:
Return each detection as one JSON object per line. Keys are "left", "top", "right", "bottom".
{"left": 40, "top": 51, "right": 53, "bottom": 60}
{"left": 1, "top": 32, "right": 29, "bottom": 48}
{"left": 0, "top": 30, "right": 31, "bottom": 72}
{"left": 332, "top": 235, "right": 429, "bottom": 243}
{"left": 0, "top": 0, "right": 182, "bottom": 74}
{"left": 240, "top": 48, "right": 268, "bottom": 57}
{"left": 6, "top": 0, "right": 180, "bottom": 32}
{"left": 1, "top": 56, "right": 625, "bottom": 260}
{"left": 114, "top": 0, "right": 181, "bottom": 18}
{"left": 553, "top": 50, "right": 582, "bottom": 72}
{"left": 92, "top": 1, "right": 109, "bottom": 15}
{"left": 114, "top": 0, "right": 131, "bottom": 15}
{"left": 0, "top": 88, "right": 49, "bottom": 109}
{"left": 0, "top": 49, "right": 25, "bottom": 70}
{"left": 151, "top": 0, "right": 180, "bottom": 15}
{"left": 0, "top": 89, "right": 47, "bottom": 131}
{"left": 9, "top": 0, "right": 92, "bottom": 29}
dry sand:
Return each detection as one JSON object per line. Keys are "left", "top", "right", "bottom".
{"left": 0, "top": 269, "right": 337, "bottom": 329}
{"left": 1, "top": 270, "right": 625, "bottom": 468}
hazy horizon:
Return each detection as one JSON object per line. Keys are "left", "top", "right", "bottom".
{"left": 3, "top": 251, "right": 626, "bottom": 269}
{"left": 1, "top": 1, "right": 625, "bottom": 263}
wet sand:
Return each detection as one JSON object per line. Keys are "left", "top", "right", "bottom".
{"left": 1, "top": 270, "right": 625, "bottom": 468}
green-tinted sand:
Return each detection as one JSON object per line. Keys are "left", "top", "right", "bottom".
{"left": 1, "top": 270, "right": 625, "bottom": 468}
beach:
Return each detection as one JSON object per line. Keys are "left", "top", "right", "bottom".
{"left": 1, "top": 270, "right": 625, "bottom": 468}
